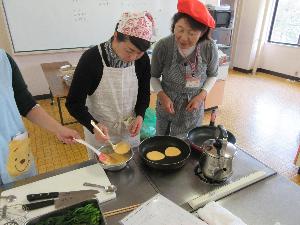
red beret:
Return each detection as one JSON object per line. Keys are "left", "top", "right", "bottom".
{"left": 177, "top": 0, "right": 215, "bottom": 28}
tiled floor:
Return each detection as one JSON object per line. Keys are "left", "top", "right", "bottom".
{"left": 23, "top": 70, "right": 300, "bottom": 185}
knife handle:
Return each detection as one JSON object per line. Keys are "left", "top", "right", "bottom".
{"left": 27, "top": 192, "right": 59, "bottom": 201}
{"left": 22, "top": 199, "right": 55, "bottom": 211}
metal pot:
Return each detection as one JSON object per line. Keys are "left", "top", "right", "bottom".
{"left": 96, "top": 145, "right": 134, "bottom": 171}
{"left": 199, "top": 138, "right": 237, "bottom": 182}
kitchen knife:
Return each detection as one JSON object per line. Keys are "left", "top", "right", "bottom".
{"left": 23, "top": 189, "right": 99, "bottom": 211}
{"left": 27, "top": 189, "right": 99, "bottom": 201}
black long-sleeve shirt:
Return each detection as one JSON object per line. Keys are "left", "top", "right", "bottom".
{"left": 65, "top": 44, "right": 151, "bottom": 133}
{"left": 6, "top": 53, "right": 36, "bottom": 117}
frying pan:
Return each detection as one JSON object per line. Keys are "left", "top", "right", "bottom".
{"left": 187, "top": 125, "right": 236, "bottom": 153}
{"left": 138, "top": 136, "right": 191, "bottom": 170}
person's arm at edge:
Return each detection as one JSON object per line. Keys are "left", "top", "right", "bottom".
{"left": 26, "top": 106, "right": 80, "bottom": 143}
{"left": 8, "top": 53, "right": 80, "bottom": 143}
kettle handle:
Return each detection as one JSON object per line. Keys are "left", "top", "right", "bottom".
{"left": 194, "top": 153, "right": 206, "bottom": 175}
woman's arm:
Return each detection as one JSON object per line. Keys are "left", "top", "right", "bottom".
{"left": 201, "top": 40, "right": 218, "bottom": 94}
{"left": 9, "top": 53, "right": 36, "bottom": 116}
{"left": 8, "top": 53, "right": 80, "bottom": 143}
{"left": 134, "top": 53, "right": 151, "bottom": 119}
{"left": 65, "top": 46, "right": 103, "bottom": 133}
{"left": 151, "top": 37, "right": 175, "bottom": 114}
{"left": 26, "top": 105, "right": 80, "bottom": 143}
{"left": 186, "top": 41, "right": 219, "bottom": 112}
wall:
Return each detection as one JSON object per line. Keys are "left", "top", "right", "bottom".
{"left": 0, "top": 5, "right": 85, "bottom": 96}
{"left": 0, "top": 3, "right": 11, "bottom": 54}
{"left": 259, "top": 42, "right": 300, "bottom": 79}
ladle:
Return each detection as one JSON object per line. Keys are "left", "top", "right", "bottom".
{"left": 73, "top": 138, "right": 108, "bottom": 163}
{"left": 90, "top": 120, "right": 117, "bottom": 150}
{"left": 83, "top": 182, "right": 117, "bottom": 193}
{"left": 0, "top": 195, "right": 17, "bottom": 203}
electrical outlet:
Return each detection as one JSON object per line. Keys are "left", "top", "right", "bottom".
{"left": 295, "top": 71, "right": 299, "bottom": 76}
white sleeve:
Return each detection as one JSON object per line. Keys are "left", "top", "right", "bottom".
{"left": 150, "top": 77, "right": 163, "bottom": 93}
{"left": 202, "top": 77, "right": 217, "bottom": 93}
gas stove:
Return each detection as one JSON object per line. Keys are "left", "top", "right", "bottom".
{"left": 135, "top": 146, "right": 276, "bottom": 208}
{"left": 194, "top": 164, "right": 229, "bottom": 185}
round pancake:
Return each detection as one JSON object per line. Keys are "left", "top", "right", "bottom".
{"left": 146, "top": 151, "right": 165, "bottom": 161}
{"left": 165, "top": 147, "right": 181, "bottom": 157}
{"left": 114, "top": 141, "right": 131, "bottom": 154}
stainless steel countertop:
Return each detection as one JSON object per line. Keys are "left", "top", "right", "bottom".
{"left": 219, "top": 175, "right": 300, "bottom": 225}
{"left": 1, "top": 148, "right": 299, "bottom": 225}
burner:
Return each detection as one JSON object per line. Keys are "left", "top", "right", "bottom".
{"left": 194, "top": 164, "right": 228, "bottom": 185}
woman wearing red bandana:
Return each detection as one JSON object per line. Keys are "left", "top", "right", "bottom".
{"left": 151, "top": 0, "right": 218, "bottom": 136}
{"left": 66, "top": 12, "right": 155, "bottom": 159}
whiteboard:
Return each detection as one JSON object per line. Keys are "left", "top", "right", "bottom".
{"left": 2, "top": 0, "right": 177, "bottom": 53}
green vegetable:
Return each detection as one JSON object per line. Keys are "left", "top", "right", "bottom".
{"left": 35, "top": 203, "right": 102, "bottom": 225}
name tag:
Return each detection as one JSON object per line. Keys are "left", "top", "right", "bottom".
{"left": 185, "top": 74, "right": 200, "bottom": 88}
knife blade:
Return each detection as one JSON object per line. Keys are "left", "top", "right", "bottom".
{"left": 23, "top": 189, "right": 99, "bottom": 211}
{"left": 27, "top": 189, "right": 99, "bottom": 201}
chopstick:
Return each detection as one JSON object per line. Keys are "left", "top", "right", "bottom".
{"left": 103, "top": 204, "right": 140, "bottom": 218}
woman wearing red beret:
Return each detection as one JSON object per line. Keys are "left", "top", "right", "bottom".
{"left": 151, "top": 0, "right": 218, "bottom": 136}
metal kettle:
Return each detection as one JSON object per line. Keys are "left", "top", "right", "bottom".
{"left": 199, "top": 137, "right": 237, "bottom": 182}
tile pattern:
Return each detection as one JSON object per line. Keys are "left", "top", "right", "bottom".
{"left": 23, "top": 71, "right": 300, "bottom": 185}
{"left": 23, "top": 99, "right": 88, "bottom": 175}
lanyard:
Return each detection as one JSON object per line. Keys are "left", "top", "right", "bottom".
{"left": 179, "top": 45, "right": 200, "bottom": 75}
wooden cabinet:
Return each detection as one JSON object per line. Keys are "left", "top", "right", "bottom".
{"left": 204, "top": 80, "right": 225, "bottom": 109}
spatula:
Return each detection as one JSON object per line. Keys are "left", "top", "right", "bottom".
{"left": 90, "top": 120, "right": 117, "bottom": 150}
{"left": 73, "top": 138, "right": 108, "bottom": 163}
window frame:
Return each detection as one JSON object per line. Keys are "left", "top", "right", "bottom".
{"left": 268, "top": 0, "right": 300, "bottom": 47}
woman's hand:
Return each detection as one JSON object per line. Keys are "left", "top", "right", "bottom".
{"left": 93, "top": 123, "right": 110, "bottom": 142}
{"left": 157, "top": 91, "right": 175, "bottom": 114}
{"left": 56, "top": 126, "right": 81, "bottom": 144}
{"left": 186, "top": 90, "right": 207, "bottom": 112}
{"left": 128, "top": 116, "right": 143, "bottom": 137}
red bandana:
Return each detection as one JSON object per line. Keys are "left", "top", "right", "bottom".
{"left": 117, "top": 11, "right": 155, "bottom": 42}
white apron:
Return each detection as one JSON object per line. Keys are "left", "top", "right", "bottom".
{"left": 84, "top": 45, "right": 139, "bottom": 159}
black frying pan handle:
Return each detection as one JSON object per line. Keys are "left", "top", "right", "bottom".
{"left": 165, "top": 121, "right": 171, "bottom": 136}
{"left": 218, "top": 125, "right": 228, "bottom": 140}
{"left": 209, "top": 109, "right": 217, "bottom": 126}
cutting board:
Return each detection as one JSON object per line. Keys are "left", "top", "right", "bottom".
{"left": 0, "top": 164, "right": 116, "bottom": 224}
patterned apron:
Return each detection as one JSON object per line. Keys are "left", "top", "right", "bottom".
{"left": 83, "top": 45, "right": 139, "bottom": 159}
{"left": 0, "top": 49, "right": 36, "bottom": 185}
{"left": 156, "top": 42, "right": 207, "bottom": 136}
